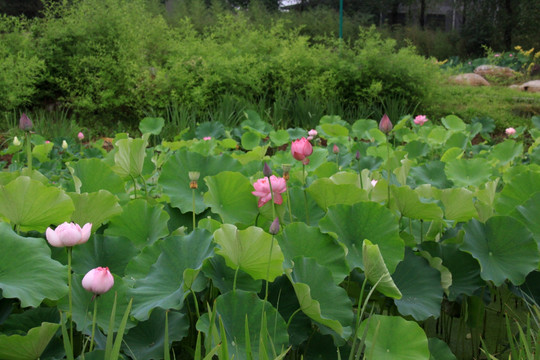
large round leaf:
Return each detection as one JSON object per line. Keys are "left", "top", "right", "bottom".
{"left": 288, "top": 257, "right": 354, "bottom": 338}
{"left": 214, "top": 224, "right": 284, "bottom": 282}
{"left": 69, "top": 190, "right": 122, "bottom": 229}
{"left": 428, "top": 337, "right": 457, "bottom": 360}
{"left": 444, "top": 158, "right": 492, "bottom": 188}
{"left": 72, "top": 234, "right": 138, "bottom": 277}
{"left": 201, "top": 255, "right": 262, "bottom": 294}
{"left": 438, "top": 188, "right": 478, "bottom": 222}
{"left": 319, "top": 202, "right": 404, "bottom": 273}
{"left": 461, "top": 217, "right": 539, "bottom": 286}
{"left": 392, "top": 248, "right": 443, "bottom": 321}
{"left": 0, "top": 176, "right": 74, "bottom": 232}
{"left": 105, "top": 199, "right": 169, "bottom": 249}
{"left": 123, "top": 309, "right": 189, "bottom": 360}
{"left": 408, "top": 161, "right": 453, "bottom": 189}
{"left": 0, "top": 222, "right": 68, "bottom": 307}
{"left": 213, "top": 290, "right": 289, "bottom": 360}
{"left": 495, "top": 167, "right": 540, "bottom": 214}
{"left": 128, "top": 230, "right": 215, "bottom": 320}
{"left": 159, "top": 148, "right": 242, "bottom": 214}
{"left": 421, "top": 242, "right": 484, "bottom": 301}
{"left": 0, "top": 322, "right": 60, "bottom": 360}
{"left": 139, "top": 117, "right": 165, "bottom": 135}
{"left": 69, "top": 158, "right": 125, "bottom": 195}
{"left": 204, "top": 171, "right": 258, "bottom": 225}
{"left": 358, "top": 315, "right": 429, "bottom": 360}
{"left": 511, "top": 192, "right": 540, "bottom": 243}
{"left": 390, "top": 185, "right": 443, "bottom": 221}
{"left": 113, "top": 138, "right": 147, "bottom": 178}
{"left": 306, "top": 178, "right": 367, "bottom": 210}
{"left": 363, "top": 240, "right": 402, "bottom": 299}
{"left": 279, "top": 223, "right": 349, "bottom": 284}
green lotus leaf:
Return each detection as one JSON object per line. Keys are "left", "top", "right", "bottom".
{"left": 358, "top": 315, "right": 429, "bottom": 360}
{"left": 0, "top": 307, "right": 59, "bottom": 334}
{"left": 489, "top": 140, "right": 523, "bottom": 166}
{"left": 139, "top": 117, "right": 165, "bottom": 135}
{"left": 69, "top": 190, "right": 122, "bottom": 229}
{"left": 204, "top": 171, "right": 258, "bottom": 225}
{"left": 241, "top": 130, "right": 262, "bottom": 150}
{"left": 444, "top": 158, "right": 492, "bottom": 188}
{"left": 288, "top": 256, "right": 354, "bottom": 338}
{"left": 393, "top": 248, "right": 443, "bottom": 321}
{"left": 408, "top": 161, "right": 453, "bottom": 189}
{"left": 511, "top": 192, "right": 540, "bottom": 243}
{"left": 417, "top": 251, "right": 452, "bottom": 296}
{"left": 212, "top": 290, "right": 289, "bottom": 360}
{"left": 390, "top": 185, "right": 443, "bottom": 220}
{"left": 438, "top": 188, "right": 478, "bottom": 222}
{"left": 351, "top": 119, "right": 377, "bottom": 140}
{"left": 442, "top": 115, "right": 466, "bottom": 131}
{"left": 60, "top": 274, "right": 136, "bottom": 333}
{"left": 307, "top": 178, "right": 367, "bottom": 210}
{"left": 461, "top": 217, "right": 539, "bottom": 286}
{"left": 114, "top": 137, "right": 147, "bottom": 178}
{"left": 427, "top": 127, "right": 449, "bottom": 147}
{"left": 288, "top": 186, "right": 325, "bottom": 226}
{"left": 428, "top": 337, "right": 458, "bottom": 360}
{"left": 32, "top": 142, "right": 54, "bottom": 163}
{"left": 201, "top": 255, "right": 262, "bottom": 294}
{"left": 421, "top": 242, "right": 484, "bottom": 301}
{"left": 319, "top": 123, "right": 349, "bottom": 138}
{"left": 0, "top": 223, "right": 68, "bottom": 307}
{"left": 495, "top": 168, "right": 540, "bottom": 214}
{"left": 269, "top": 129, "right": 290, "bottom": 147}
{"left": 440, "top": 147, "right": 464, "bottom": 163}
{"left": 444, "top": 132, "right": 468, "bottom": 150}
{"left": 363, "top": 240, "right": 402, "bottom": 299}
{"left": 0, "top": 176, "right": 74, "bottom": 232}
{"left": 105, "top": 199, "right": 169, "bottom": 249}
{"left": 319, "top": 202, "right": 404, "bottom": 273}
{"left": 279, "top": 223, "right": 349, "bottom": 284}
{"left": 68, "top": 158, "right": 125, "bottom": 194}
{"left": 196, "top": 121, "right": 226, "bottom": 140}
{"left": 72, "top": 234, "right": 138, "bottom": 277}
{"left": 404, "top": 140, "right": 430, "bottom": 159}
{"left": 122, "top": 309, "right": 189, "bottom": 360}
{"left": 214, "top": 224, "right": 284, "bottom": 282}
{"left": 242, "top": 110, "right": 272, "bottom": 135}
{"left": 128, "top": 230, "right": 215, "bottom": 320}
{"left": 159, "top": 148, "right": 242, "bottom": 214}
{"left": 0, "top": 322, "right": 60, "bottom": 360}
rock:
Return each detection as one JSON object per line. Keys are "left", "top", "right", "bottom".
{"left": 520, "top": 80, "right": 540, "bottom": 93}
{"left": 474, "top": 65, "right": 517, "bottom": 78}
{"left": 449, "top": 73, "right": 490, "bottom": 86}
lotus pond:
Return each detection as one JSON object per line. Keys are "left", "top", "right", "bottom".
{"left": 0, "top": 112, "right": 539, "bottom": 360}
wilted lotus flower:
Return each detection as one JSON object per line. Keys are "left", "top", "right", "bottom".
{"left": 78, "top": 132, "right": 84, "bottom": 140}
{"left": 82, "top": 267, "right": 114, "bottom": 295}
{"left": 62, "top": 140, "right": 68, "bottom": 150}
{"left": 252, "top": 175, "right": 287, "bottom": 207}
{"left": 505, "top": 127, "right": 516, "bottom": 136}
{"left": 46, "top": 222, "right": 92, "bottom": 247}
{"left": 379, "top": 114, "right": 393, "bottom": 134}
{"left": 291, "top": 138, "right": 313, "bottom": 165}
{"left": 13, "top": 136, "right": 21, "bottom": 147}
{"left": 19, "top": 113, "right": 33, "bottom": 131}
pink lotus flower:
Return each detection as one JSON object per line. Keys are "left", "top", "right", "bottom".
{"left": 414, "top": 115, "right": 429, "bottom": 126}
{"left": 371, "top": 179, "right": 378, "bottom": 187}
{"left": 203, "top": 137, "right": 211, "bottom": 141}
{"left": 333, "top": 144, "right": 340, "bottom": 154}
{"left": 252, "top": 175, "right": 287, "bottom": 207}
{"left": 19, "top": 113, "right": 33, "bottom": 131}
{"left": 82, "top": 267, "right": 114, "bottom": 295}
{"left": 505, "top": 127, "right": 516, "bottom": 135}
{"left": 78, "top": 132, "right": 84, "bottom": 140}
{"left": 379, "top": 114, "right": 393, "bottom": 134}
{"left": 46, "top": 222, "right": 92, "bottom": 247}
{"left": 308, "top": 129, "right": 317, "bottom": 137}
{"left": 291, "top": 138, "right": 313, "bottom": 164}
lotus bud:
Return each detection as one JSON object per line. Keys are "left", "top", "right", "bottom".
{"left": 13, "top": 136, "right": 21, "bottom": 147}
{"left": 82, "top": 267, "right": 114, "bottom": 295}
{"left": 263, "top": 163, "right": 272, "bottom": 177}
{"left": 46, "top": 222, "right": 92, "bottom": 247}
{"left": 505, "top": 127, "right": 516, "bottom": 136}
{"left": 78, "top": 132, "right": 84, "bottom": 140}
{"left": 356, "top": 151, "right": 361, "bottom": 160}
{"left": 379, "top": 114, "right": 393, "bottom": 134}
{"left": 269, "top": 217, "right": 280, "bottom": 235}
{"left": 333, "top": 144, "right": 339, "bottom": 154}
{"left": 62, "top": 140, "right": 68, "bottom": 150}
{"left": 308, "top": 129, "right": 317, "bottom": 137}
{"left": 19, "top": 113, "right": 33, "bottom": 131}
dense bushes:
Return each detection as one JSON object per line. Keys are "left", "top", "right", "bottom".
{"left": 0, "top": 0, "right": 441, "bottom": 127}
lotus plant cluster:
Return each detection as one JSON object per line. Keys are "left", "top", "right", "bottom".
{"left": 0, "top": 111, "right": 538, "bottom": 360}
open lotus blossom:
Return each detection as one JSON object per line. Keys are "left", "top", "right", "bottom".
{"left": 252, "top": 175, "right": 287, "bottom": 207}
{"left": 203, "top": 136, "right": 212, "bottom": 141}
{"left": 82, "top": 267, "right": 114, "bottom": 295}
{"left": 414, "top": 115, "right": 429, "bottom": 126}
{"left": 505, "top": 127, "right": 516, "bottom": 135}
{"left": 46, "top": 222, "right": 92, "bottom": 247}
{"left": 291, "top": 137, "right": 313, "bottom": 164}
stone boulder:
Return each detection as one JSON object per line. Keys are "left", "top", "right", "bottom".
{"left": 519, "top": 80, "right": 540, "bottom": 93}
{"left": 474, "top": 65, "right": 517, "bottom": 78}
{"left": 449, "top": 73, "right": 490, "bottom": 86}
